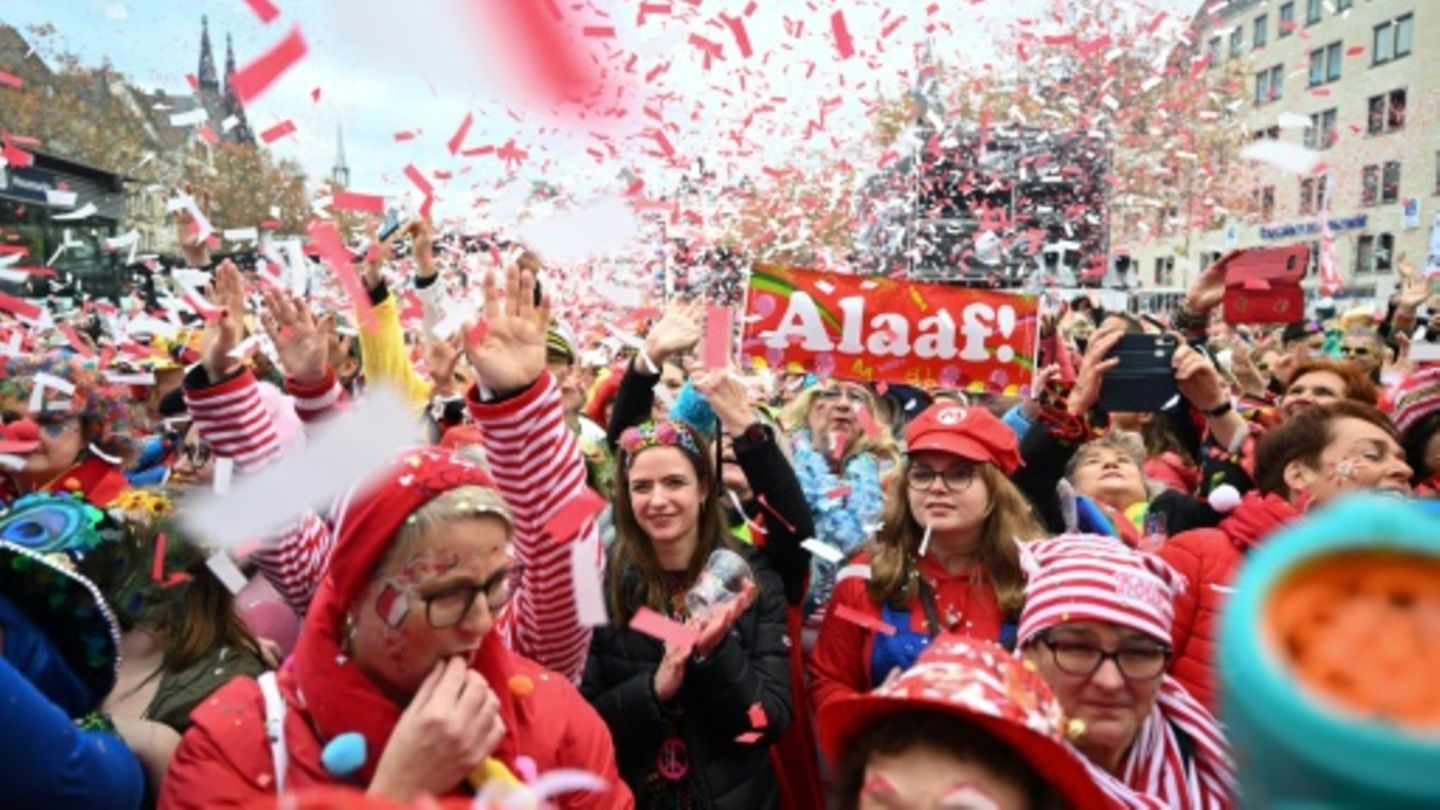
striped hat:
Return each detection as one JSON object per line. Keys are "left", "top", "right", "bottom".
{"left": 1018, "top": 533, "right": 1185, "bottom": 646}
{"left": 1389, "top": 367, "right": 1440, "bottom": 438}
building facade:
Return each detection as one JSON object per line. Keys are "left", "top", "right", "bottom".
{"left": 1123, "top": 0, "right": 1436, "bottom": 307}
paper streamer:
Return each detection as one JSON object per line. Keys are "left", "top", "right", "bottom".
{"left": 177, "top": 388, "right": 415, "bottom": 549}
{"left": 1239, "top": 140, "right": 1321, "bottom": 175}
{"left": 206, "top": 551, "right": 250, "bottom": 594}
{"left": 53, "top": 203, "right": 98, "bottom": 221}
{"left": 230, "top": 25, "right": 309, "bottom": 104}
{"left": 212, "top": 457, "right": 234, "bottom": 496}
{"left": 629, "top": 606, "right": 698, "bottom": 648}
{"left": 570, "top": 539, "right": 608, "bottom": 627}
{"left": 169, "top": 108, "right": 209, "bottom": 127}
{"left": 800, "top": 538, "right": 844, "bottom": 564}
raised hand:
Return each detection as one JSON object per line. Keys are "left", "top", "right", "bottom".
{"left": 259, "top": 286, "right": 329, "bottom": 386}
{"left": 1067, "top": 326, "right": 1124, "bottom": 416}
{"left": 463, "top": 263, "right": 549, "bottom": 395}
{"left": 1173, "top": 341, "right": 1227, "bottom": 412}
{"left": 200, "top": 260, "right": 248, "bottom": 380}
{"left": 1394, "top": 254, "right": 1429, "bottom": 312}
{"left": 643, "top": 301, "right": 704, "bottom": 364}
{"left": 692, "top": 578, "right": 756, "bottom": 657}
{"left": 425, "top": 333, "right": 467, "bottom": 397}
{"left": 1184, "top": 250, "right": 1240, "bottom": 315}
{"left": 172, "top": 183, "right": 212, "bottom": 267}
{"left": 692, "top": 368, "right": 757, "bottom": 436}
{"left": 652, "top": 640, "right": 690, "bottom": 703}
{"left": 406, "top": 218, "right": 437, "bottom": 280}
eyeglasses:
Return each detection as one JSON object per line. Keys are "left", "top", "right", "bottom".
{"left": 1339, "top": 346, "right": 1373, "bottom": 358}
{"left": 1037, "top": 634, "right": 1171, "bottom": 681}
{"left": 817, "top": 386, "right": 870, "bottom": 404}
{"left": 416, "top": 564, "right": 526, "bottom": 629}
{"left": 905, "top": 462, "right": 978, "bottom": 493}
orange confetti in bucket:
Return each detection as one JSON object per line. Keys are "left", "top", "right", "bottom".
{"left": 1265, "top": 551, "right": 1440, "bottom": 731}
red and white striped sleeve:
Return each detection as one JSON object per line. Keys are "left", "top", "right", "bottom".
{"left": 185, "top": 369, "right": 335, "bottom": 616}
{"left": 285, "top": 367, "right": 348, "bottom": 424}
{"left": 184, "top": 369, "right": 282, "bottom": 472}
{"left": 471, "top": 373, "right": 596, "bottom": 684}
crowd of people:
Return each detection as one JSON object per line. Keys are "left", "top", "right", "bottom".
{"left": 2, "top": 209, "right": 1438, "bottom": 810}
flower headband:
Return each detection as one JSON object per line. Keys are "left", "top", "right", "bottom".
{"left": 618, "top": 420, "right": 704, "bottom": 469}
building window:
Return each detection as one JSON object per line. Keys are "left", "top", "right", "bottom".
{"left": 1368, "top": 89, "right": 1407, "bottom": 134}
{"left": 1376, "top": 233, "right": 1394, "bottom": 273}
{"left": 1305, "top": 240, "right": 1320, "bottom": 276}
{"left": 1308, "top": 42, "right": 1342, "bottom": 86}
{"left": 1260, "top": 185, "right": 1276, "bottom": 220}
{"left": 1208, "top": 36, "right": 1221, "bottom": 68}
{"left": 1382, "top": 161, "right": 1401, "bottom": 204}
{"left": 1356, "top": 234, "right": 1375, "bottom": 274}
{"left": 1155, "top": 256, "right": 1176, "bottom": 287}
{"left": 1336, "top": 0, "right": 1352, "bottom": 11}
{"left": 1435, "top": 150, "right": 1440, "bottom": 196}
{"left": 1374, "top": 14, "right": 1414, "bottom": 65}
{"left": 1362, "top": 166, "right": 1380, "bottom": 207}
{"left": 1305, "top": 108, "right": 1338, "bottom": 149}
{"left": 1229, "top": 26, "right": 1244, "bottom": 59}
{"left": 1256, "top": 71, "right": 1271, "bottom": 105}
{"left": 1306, "top": 0, "right": 1322, "bottom": 26}
{"left": 1254, "top": 15, "right": 1268, "bottom": 49}
{"left": 1300, "top": 178, "right": 1316, "bottom": 215}
{"left": 1279, "top": 2, "right": 1295, "bottom": 37}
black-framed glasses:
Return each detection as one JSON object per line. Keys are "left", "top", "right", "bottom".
{"left": 1037, "top": 634, "right": 1171, "bottom": 681}
{"left": 419, "top": 564, "right": 526, "bottom": 629}
{"left": 905, "top": 462, "right": 978, "bottom": 493}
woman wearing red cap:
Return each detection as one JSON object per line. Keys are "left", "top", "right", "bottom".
{"left": 160, "top": 266, "right": 631, "bottom": 808}
{"left": 809, "top": 402, "right": 1044, "bottom": 718}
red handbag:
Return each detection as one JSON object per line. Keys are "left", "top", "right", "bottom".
{"left": 1222, "top": 245, "right": 1309, "bottom": 324}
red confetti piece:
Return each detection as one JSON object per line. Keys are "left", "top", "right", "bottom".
{"left": 834, "top": 604, "right": 896, "bottom": 636}
{"left": 755, "top": 494, "right": 797, "bottom": 534}
{"left": 630, "top": 606, "right": 698, "bottom": 648}
{"left": 830, "top": 11, "right": 855, "bottom": 59}
{"left": 748, "top": 702, "right": 768, "bottom": 729}
{"left": 331, "top": 190, "right": 385, "bottom": 214}
{"left": 151, "top": 531, "right": 168, "bottom": 582}
{"left": 447, "top": 111, "right": 474, "bottom": 156}
{"left": 703, "top": 305, "right": 733, "bottom": 370}
{"left": 1346, "top": 45, "right": 1365, "bottom": 57}
{"left": 0, "top": 70, "right": 22, "bottom": 89}
{"left": 197, "top": 123, "right": 220, "bottom": 145}
{"left": 308, "top": 220, "right": 375, "bottom": 331}
{"left": 0, "top": 292, "right": 42, "bottom": 321}
{"left": 2, "top": 133, "right": 34, "bottom": 169}
{"left": 243, "top": 0, "right": 281, "bottom": 24}
{"left": 185, "top": 73, "right": 200, "bottom": 91}
{"left": 310, "top": 86, "right": 321, "bottom": 102}
{"left": 259, "top": 119, "right": 297, "bottom": 143}
{"left": 59, "top": 324, "right": 94, "bottom": 358}
{"left": 393, "top": 130, "right": 417, "bottom": 142}
{"left": 544, "top": 487, "right": 606, "bottom": 541}
{"left": 720, "top": 14, "right": 753, "bottom": 58}
{"left": 826, "top": 485, "right": 853, "bottom": 500}
{"left": 402, "top": 164, "right": 435, "bottom": 219}
{"left": 583, "top": 26, "right": 616, "bottom": 38}
{"left": 734, "top": 732, "right": 763, "bottom": 744}
{"left": 230, "top": 25, "right": 309, "bottom": 104}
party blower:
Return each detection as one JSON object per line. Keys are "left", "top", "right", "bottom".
{"left": 1218, "top": 495, "right": 1440, "bottom": 808}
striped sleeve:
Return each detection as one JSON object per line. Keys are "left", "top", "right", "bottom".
{"left": 471, "top": 372, "right": 595, "bottom": 683}
{"left": 285, "top": 367, "right": 347, "bottom": 423}
{"left": 246, "top": 511, "right": 335, "bottom": 615}
{"left": 184, "top": 368, "right": 282, "bottom": 472}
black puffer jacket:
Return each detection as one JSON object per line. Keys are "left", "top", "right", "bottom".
{"left": 581, "top": 549, "right": 792, "bottom": 809}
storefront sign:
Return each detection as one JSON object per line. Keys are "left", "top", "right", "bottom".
{"left": 1259, "top": 214, "right": 1367, "bottom": 241}
{"left": 741, "top": 265, "right": 1039, "bottom": 394}
{"left": 0, "top": 165, "right": 60, "bottom": 205}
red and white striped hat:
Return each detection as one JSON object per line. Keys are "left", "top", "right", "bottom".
{"left": 1389, "top": 366, "right": 1440, "bottom": 438}
{"left": 1018, "top": 534, "right": 1186, "bottom": 646}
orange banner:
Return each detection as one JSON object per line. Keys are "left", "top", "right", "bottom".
{"left": 741, "top": 265, "right": 1040, "bottom": 395}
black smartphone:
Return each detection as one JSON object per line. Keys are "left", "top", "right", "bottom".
{"left": 1098, "top": 333, "right": 1179, "bottom": 413}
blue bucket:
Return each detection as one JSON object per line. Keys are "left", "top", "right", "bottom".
{"left": 1218, "top": 495, "right": 1440, "bottom": 808}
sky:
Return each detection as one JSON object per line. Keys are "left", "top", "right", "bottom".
{"left": 0, "top": 0, "right": 1202, "bottom": 228}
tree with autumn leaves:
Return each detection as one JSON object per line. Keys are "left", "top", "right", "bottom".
{"left": 0, "top": 23, "right": 311, "bottom": 253}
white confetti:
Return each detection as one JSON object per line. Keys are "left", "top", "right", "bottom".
{"left": 206, "top": 551, "right": 249, "bottom": 594}
{"left": 45, "top": 189, "right": 78, "bottom": 207}
{"left": 801, "top": 538, "right": 844, "bottom": 565}
{"left": 169, "top": 108, "right": 208, "bottom": 128}
{"left": 1238, "top": 139, "right": 1320, "bottom": 175}
{"left": 53, "top": 203, "right": 98, "bottom": 221}
{"left": 570, "top": 538, "right": 608, "bottom": 627}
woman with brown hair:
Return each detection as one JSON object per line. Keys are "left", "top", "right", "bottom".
{"left": 582, "top": 418, "right": 792, "bottom": 809}
{"left": 809, "top": 402, "right": 1044, "bottom": 719}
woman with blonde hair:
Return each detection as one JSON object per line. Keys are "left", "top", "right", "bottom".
{"left": 809, "top": 402, "right": 1044, "bottom": 717}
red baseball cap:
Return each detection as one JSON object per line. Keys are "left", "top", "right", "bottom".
{"left": 904, "top": 403, "right": 1021, "bottom": 475}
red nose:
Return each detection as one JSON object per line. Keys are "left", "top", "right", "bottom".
{"left": 5, "top": 419, "right": 39, "bottom": 443}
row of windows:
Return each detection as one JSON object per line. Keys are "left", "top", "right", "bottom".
{"left": 1220, "top": 8, "right": 1412, "bottom": 77}
{"left": 1150, "top": 229, "right": 1391, "bottom": 284}
{"left": 1258, "top": 152, "right": 1440, "bottom": 219}
{"left": 1252, "top": 85, "right": 1403, "bottom": 151}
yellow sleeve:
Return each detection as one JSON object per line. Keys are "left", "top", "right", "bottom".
{"left": 359, "top": 293, "right": 433, "bottom": 410}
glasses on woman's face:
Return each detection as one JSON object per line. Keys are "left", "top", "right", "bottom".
{"left": 417, "top": 564, "right": 526, "bottom": 629}
{"left": 1038, "top": 633, "right": 1170, "bottom": 681}
{"left": 1340, "top": 345, "right": 1373, "bottom": 358}
{"left": 905, "top": 462, "right": 978, "bottom": 493}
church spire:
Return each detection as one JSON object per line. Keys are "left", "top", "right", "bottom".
{"left": 222, "top": 33, "right": 253, "bottom": 144}
{"left": 332, "top": 125, "right": 350, "bottom": 187}
{"left": 197, "top": 15, "right": 219, "bottom": 90}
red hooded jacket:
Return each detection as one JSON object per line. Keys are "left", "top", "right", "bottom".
{"left": 1158, "top": 492, "right": 1299, "bottom": 712}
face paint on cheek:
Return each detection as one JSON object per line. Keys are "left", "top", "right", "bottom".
{"left": 375, "top": 582, "right": 412, "bottom": 628}
{"left": 860, "top": 774, "right": 901, "bottom": 803}
{"left": 1325, "top": 459, "right": 1357, "bottom": 485}
{"left": 939, "top": 783, "right": 1003, "bottom": 810}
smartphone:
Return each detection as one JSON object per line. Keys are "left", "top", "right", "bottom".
{"left": 1098, "top": 333, "right": 1179, "bottom": 413}
{"left": 375, "top": 209, "right": 403, "bottom": 243}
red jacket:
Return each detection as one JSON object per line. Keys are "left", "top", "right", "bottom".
{"left": 809, "top": 551, "right": 1005, "bottom": 720}
{"left": 1158, "top": 492, "right": 1299, "bottom": 712}
{"left": 159, "top": 652, "right": 629, "bottom": 808}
